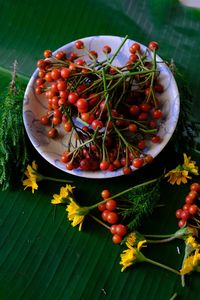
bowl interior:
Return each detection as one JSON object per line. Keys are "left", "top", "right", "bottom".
{"left": 23, "top": 35, "right": 180, "bottom": 179}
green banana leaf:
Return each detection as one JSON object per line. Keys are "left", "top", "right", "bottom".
{"left": 1, "top": 1, "right": 200, "bottom": 299}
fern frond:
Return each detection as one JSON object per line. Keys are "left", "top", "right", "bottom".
{"left": 0, "top": 61, "right": 29, "bottom": 190}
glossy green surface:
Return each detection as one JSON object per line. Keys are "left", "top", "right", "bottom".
{"left": 1, "top": 1, "right": 200, "bottom": 299}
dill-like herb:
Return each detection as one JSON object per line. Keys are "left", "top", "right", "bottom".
{"left": 0, "top": 61, "right": 29, "bottom": 190}
{"left": 119, "top": 178, "right": 161, "bottom": 230}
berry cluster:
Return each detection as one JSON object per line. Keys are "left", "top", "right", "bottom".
{"left": 98, "top": 189, "right": 128, "bottom": 244}
{"left": 36, "top": 38, "right": 163, "bottom": 174}
{"left": 176, "top": 182, "right": 200, "bottom": 228}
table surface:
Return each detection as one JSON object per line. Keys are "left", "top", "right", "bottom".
{"left": 1, "top": 1, "right": 200, "bottom": 299}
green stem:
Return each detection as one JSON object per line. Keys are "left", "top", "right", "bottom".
{"left": 144, "top": 257, "right": 180, "bottom": 275}
{"left": 109, "top": 35, "right": 128, "bottom": 65}
{"left": 40, "top": 175, "right": 73, "bottom": 183}
{"left": 144, "top": 233, "right": 174, "bottom": 238}
{"left": 146, "top": 236, "right": 177, "bottom": 243}
{"left": 88, "top": 177, "right": 159, "bottom": 210}
{"left": 106, "top": 69, "right": 156, "bottom": 80}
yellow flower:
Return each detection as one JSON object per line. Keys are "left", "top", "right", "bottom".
{"left": 23, "top": 161, "right": 38, "bottom": 193}
{"left": 180, "top": 255, "right": 194, "bottom": 275}
{"left": 186, "top": 236, "right": 200, "bottom": 250}
{"left": 164, "top": 169, "right": 191, "bottom": 185}
{"left": 51, "top": 184, "right": 75, "bottom": 205}
{"left": 120, "top": 240, "right": 146, "bottom": 272}
{"left": 126, "top": 231, "right": 146, "bottom": 247}
{"left": 66, "top": 199, "right": 89, "bottom": 231}
{"left": 126, "top": 232, "right": 137, "bottom": 246}
{"left": 180, "top": 249, "right": 200, "bottom": 275}
{"left": 183, "top": 153, "right": 199, "bottom": 176}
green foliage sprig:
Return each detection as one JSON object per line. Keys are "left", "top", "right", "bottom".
{"left": 119, "top": 177, "right": 161, "bottom": 230}
{"left": 0, "top": 61, "right": 29, "bottom": 190}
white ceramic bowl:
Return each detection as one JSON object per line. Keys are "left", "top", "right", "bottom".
{"left": 23, "top": 35, "right": 180, "bottom": 179}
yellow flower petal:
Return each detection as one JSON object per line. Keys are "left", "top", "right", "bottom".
{"left": 183, "top": 153, "right": 199, "bottom": 176}
{"left": 23, "top": 178, "right": 38, "bottom": 193}
{"left": 137, "top": 240, "right": 147, "bottom": 250}
{"left": 185, "top": 236, "right": 200, "bottom": 254}
{"left": 51, "top": 184, "right": 75, "bottom": 205}
{"left": 51, "top": 194, "right": 63, "bottom": 204}
{"left": 165, "top": 169, "right": 191, "bottom": 185}
{"left": 66, "top": 200, "right": 85, "bottom": 231}
{"left": 23, "top": 161, "right": 39, "bottom": 193}
{"left": 120, "top": 246, "right": 137, "bottom": 272}
{"left": 180, "top": 255, "right": 194, "bottom": 275}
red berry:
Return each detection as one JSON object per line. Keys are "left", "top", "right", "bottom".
{"left": 182, "top": 204, "right": 191, "bottom": 211}
{"left": 188, "top": 191, "right": 198, "bottom": 201}
{"left": 138, "top": 140, "right": 145, "bottom": 150}
{"left": 175, "top": 209, "right": 183, "bottom": 219}
{"left": 91, "top": 119, "right": 103, "bottom": 130}
{"left": 75, "top": 40, "right": 84, "bottom": 49}
{"left": 181, "top": 210, "right": 190, "bottom": 221}
{"left": 43, "top": 49, "right": 52, "bottom": 58}
{"left": 64, "top": 122, "right": 72, "bottom": 132}
{"left": 55, "top": 51, "right": 66, "bottom": 60}
{"left": 66, "top": 162, "right": 74, "bottom": 171}
{"left": 140, "top": 103, "right": 151, "bottom": 112}
{"left": 40, "top": 115, "right": 49, "bottom": 125}
{"left": 129, "top": 53, "right": 137, "bottom": 63}
{"left": 152, "top": 109, "right": 163, "bottom": 119}
{"left": 132, "top": 158, "right": 144, "bottom": 169}
{"left": 129, "top": 43, "right": 140, "bottom": 54}
{"left": 89, "top": 50, "right": 98, "bottom": 59}
{"left": 51, "top": 69, "right": 61, "bottom": 80}
{"left": 107, "top": 212, "right": 119, "bottom": 224}
{"left": 110, "top": 224, "right": 117, "bottom": 234}
{"left": 61, "top": 67, "right": 71, "bottom": 79}
{"left": 178, "top": 219, "right": 186, "bottom": 228}
{"left": 57, "top": 81, "right": 67, "bottom": 91}
{"left": 123, "top": 166, "right": 132, "bottom": 175}
{"left": 68, "top": 92, "right": 79, "bottom": 105}
{"left": 98, "top": 203, "right": 107, "bottom": 212}
{"left": 37, "top": 59, "right": 46, "bottom": 69}
{"left": 103, "top": 45, "right": 112, "bottom": 54}
{"left": 129, "top": 105, "right": 140, "bottom": 116}
{"left": 112, "top": 234, "right": 122, "bottom": 244}
{"left": 106, "top": 199, "right": 117, "bottom": 211}
{"left": 144, "top": 155, "right": 154, "bottom": 164}
{"left": 151, "top": 135, "right": 161, "bottom": 143}
{"left": 138, "top": 112, "right": 148, "bottom": 121}
{"left": 102, "top": 210, "right": 110, "bottom": 222}
{"left": 76, "top": 59, "right": 85, "bottom": 66}
{"left": 76, "top": 98, "right": 88, "bottom": 113}
{"left": 185, "top": 195, "right": 195, "bottom": 205}
{"left": 100, "top": 160, "right": 109, "bottom": 171}
{"left": 128, "top": 123, "right": 137, "bottom": 133}
{"left": 101, "top": 189, "right": 111, "bottom": 199}
{"left": 189, "top": 204, "right": 198, "bottom": 215}
{"left": 148, "top": 41, "right": 159, "bottom": 51}
{"left": 190, "top": 182, "right": 200, "bottom": 192}
{"left": 48, "top": 128, "right": 58, "bottom": 138}
{"left": 115, "top": 224, "right": 127, "bottom": 237}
